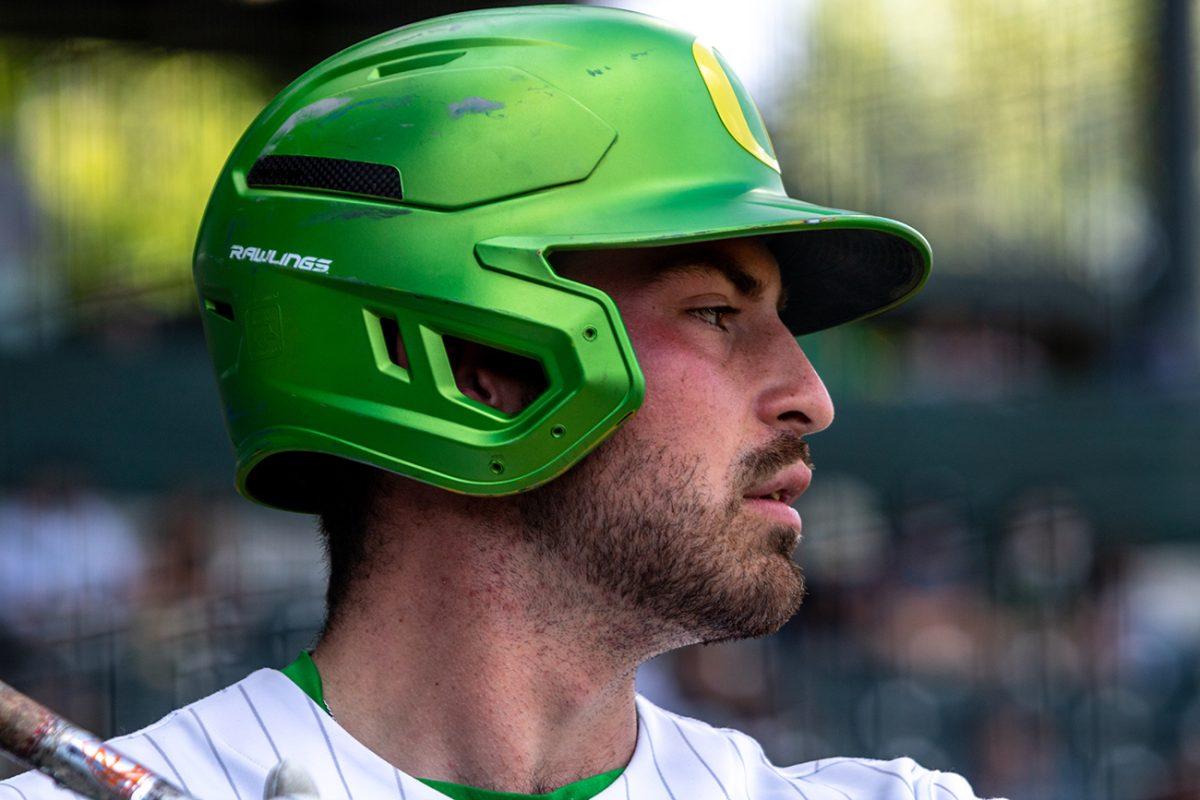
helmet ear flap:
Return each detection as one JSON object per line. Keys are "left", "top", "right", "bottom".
{"left": 223, "top": 254, "right": 642, "bottom": 511}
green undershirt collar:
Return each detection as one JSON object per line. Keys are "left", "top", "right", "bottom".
{"left": 279, "top": 652, "right": 623, "bottom": 800}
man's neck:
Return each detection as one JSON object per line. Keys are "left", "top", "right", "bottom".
{"left": 309, "top": 519, "right": 650, "bottom": 794}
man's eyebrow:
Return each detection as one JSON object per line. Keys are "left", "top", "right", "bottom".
{"left": 644, "top": 253, "right": 790, "bottom": 312}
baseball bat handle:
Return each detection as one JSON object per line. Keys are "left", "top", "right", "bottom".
{"left": 0, "top": 678, "right": 195, "bottom": 800}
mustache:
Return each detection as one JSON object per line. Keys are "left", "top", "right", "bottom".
{"left": 740, "top": 434, "right": 813, "bottom": 488}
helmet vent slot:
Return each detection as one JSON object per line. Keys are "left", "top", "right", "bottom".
{"left": 203, "top": 296, "right": 235, "bottom": 321}
{"left": 443, "top": 334, "right": 548, "bottom": 418}
{"left": 374, "top": 50, "right": 466, "bottom": 78}
{"left": 379, "top": 316, "right": 409, "bottom": 369}
{"left": 247, "top": 155, "right": 404, "bottom": 201}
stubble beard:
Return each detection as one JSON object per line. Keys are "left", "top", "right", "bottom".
{"left": 515, "top": 427, "right": 807, "bottom": 650}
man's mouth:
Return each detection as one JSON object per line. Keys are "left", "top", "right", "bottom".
{"left": 739, "top": 462, "right": 812, "bottom": 532}
{"left": 741, "top": 463, "right": 813, "bottom": 507}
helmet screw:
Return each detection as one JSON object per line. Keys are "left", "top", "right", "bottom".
{"left": 582, "top": 326, "right": 598, "bottom": 341}
{"left": 551, "top": 424, "right": 566, "bottom": 438}
{"left": 489, "top": 459, "right": 505, "bottom": 475}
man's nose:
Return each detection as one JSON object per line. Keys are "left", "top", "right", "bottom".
{"left": 754, "top": 328, "right": 835, "bottom": 437}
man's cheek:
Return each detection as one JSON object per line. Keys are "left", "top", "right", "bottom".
{"left": 641, "top": 378, "right": 724, "bottom": 440}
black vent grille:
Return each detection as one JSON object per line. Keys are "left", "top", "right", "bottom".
{"left": 246, "top": 155, "right": 404, "bottom": 201}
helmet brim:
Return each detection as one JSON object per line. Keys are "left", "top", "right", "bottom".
{"left": 527, "top": 187, "right": 931, "bottom": 336}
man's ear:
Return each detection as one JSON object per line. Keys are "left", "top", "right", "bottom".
{"left": 444, "top": 336, "right": 547, "bottom": 416}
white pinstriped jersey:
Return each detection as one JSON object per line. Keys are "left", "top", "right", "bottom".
{"left": 1, "top": 668, "right": 1001, "bottom": 800}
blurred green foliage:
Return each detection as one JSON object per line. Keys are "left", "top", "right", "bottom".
{"left": 0, "top": 1, "right": 1170, "bottom": 342}
{"left": 3, "top": 40, "right": 272, "bottom": 317}
{"left": 780, "top": 0, "right": 1150, "bottom": 294}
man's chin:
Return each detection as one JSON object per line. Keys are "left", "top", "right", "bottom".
{"left": 683, "top": 558, "right": 805, "bottom": 644}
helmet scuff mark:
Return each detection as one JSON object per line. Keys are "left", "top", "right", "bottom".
{"left": 263, "top": 97, "right": 352, "bottom": 153}
{"left": 447, "top": 96, "right": 505, "bottom": 117}
{"left": 304, "top": 207, "right": 411, "bottom": 225}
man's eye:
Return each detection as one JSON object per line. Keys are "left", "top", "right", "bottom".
{"left": 688, "top": 306, "right": 739, "bottom": 330}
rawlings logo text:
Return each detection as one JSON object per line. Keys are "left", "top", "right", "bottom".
{"left": 229, "top": 245, "right": 332, "bottom": 274}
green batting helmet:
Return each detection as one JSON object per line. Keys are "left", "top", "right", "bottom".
{"left": 193, "top": 4, "right": 931, "bottom": 513}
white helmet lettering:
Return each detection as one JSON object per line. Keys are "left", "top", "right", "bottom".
{"left": 229, "top": 243, "right": 333, "bottom": 275}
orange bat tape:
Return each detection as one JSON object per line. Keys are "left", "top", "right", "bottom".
{"left": 0, "top": 679, "right": 193, "bottom": 800}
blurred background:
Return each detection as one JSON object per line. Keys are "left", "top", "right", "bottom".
{"left": 0, "top": 1, "right": 1197, "bottom": 798}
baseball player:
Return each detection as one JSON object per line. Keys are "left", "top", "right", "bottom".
{"left": 3, "top": 5, "right": 1001, "bottom": 799}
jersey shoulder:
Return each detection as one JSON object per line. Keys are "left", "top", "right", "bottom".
{"left": 0, "top": 669, "right": 281, "bottom": 799}
{"left": 770, "top": 755, "right": 1005, "bottom": 800}
{"left": 634, "top": 694, "right": 1006, "bottom": 800}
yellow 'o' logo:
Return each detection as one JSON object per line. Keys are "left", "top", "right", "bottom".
{"left": 692, "top": 39, "right": 780, "bottom": 174}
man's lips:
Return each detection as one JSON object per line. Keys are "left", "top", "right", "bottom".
{"left": 741, "top": 463, "right": 811, "bottom": 532}
{"left": 742, "top": 463, "right": 813, "bottom": 506}
{"left": 742, "top": 496, "right": 803, "bottom": 531}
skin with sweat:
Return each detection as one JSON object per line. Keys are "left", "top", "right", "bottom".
{"left": 311, "top": 236, "right": 835, "bottom": 794}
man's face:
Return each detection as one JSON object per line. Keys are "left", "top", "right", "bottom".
{"left": 518, "top": 236, "right": 834, "bottom": 646}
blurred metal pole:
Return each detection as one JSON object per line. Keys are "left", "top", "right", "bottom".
{"left": 1140, "top": 0, "right": 1198, "bottom": 381}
